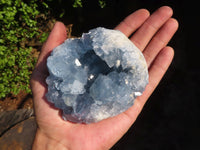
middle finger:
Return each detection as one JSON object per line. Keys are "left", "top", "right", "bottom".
{"left": 130, "top": 6, "right": 173, "bottom": 51}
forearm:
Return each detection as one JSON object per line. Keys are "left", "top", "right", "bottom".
{"left": 32, "top": 129, "right": 69, "bottom": 150}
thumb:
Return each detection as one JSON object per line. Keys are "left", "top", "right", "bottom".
{"left": 30, "top": 22, "right": 67, "bottom": 119}
{"left": 31, "top": 21, "right": 67, "bottom": 95}
{"left": 36, "top": 22, "right": 67, "bottom": 74}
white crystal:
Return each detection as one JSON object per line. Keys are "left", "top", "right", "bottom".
{"left": 75, "top": 58, "right": 82, "bottom": 66}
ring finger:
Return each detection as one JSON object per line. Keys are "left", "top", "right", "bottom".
{"left": 130, "top": 6, "right": 173, "bottom": 51}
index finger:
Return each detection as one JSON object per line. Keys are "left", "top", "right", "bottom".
{"left": 115, "top": 9, "right": 150, "bottom": 37}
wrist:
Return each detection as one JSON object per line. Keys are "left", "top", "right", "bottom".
{"left": 32, "top": 129, "right": 69, "bottom": 150}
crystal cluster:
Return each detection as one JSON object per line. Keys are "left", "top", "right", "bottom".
{"left": 46, "top": 27, "right": 148, "bottom": 124}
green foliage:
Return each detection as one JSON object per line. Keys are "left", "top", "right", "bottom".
{"left": 73, "top": 0, "right": 83, "bottom": 8}
{"left": 0, "top": 0, "right": 50, "bottom": 98}
{"left": 0, "top": 0, "right": 107, "bottom": 98}
{"left": 72, "top": 0, "right": 106, "bottom": 8}
{"left": 39, "top": 32, "right": 49, "bottom": 43}
{"left": 98, "top": 0, "right": 106, "bottom": 8}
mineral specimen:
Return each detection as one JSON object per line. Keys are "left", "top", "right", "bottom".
{"left": 46, "top": 27, "right": 148, "bottom": 124}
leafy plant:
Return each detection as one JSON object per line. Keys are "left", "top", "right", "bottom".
{"left": 98, "top": 0, "right": 106, "bottom": 8}
{"left": 0, "top": 0, "right": 51, "bottom": 98}
{"left": 73, "top": 0, "right": 106, "bottom": 8}
{"left": 73, "top": 0, "right": 83, "bottom": 8}
{"left": 0, "top": 0, "right": 107, "bottom": 99}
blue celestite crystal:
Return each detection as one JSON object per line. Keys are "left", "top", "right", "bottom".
{"left": 46, "top": 27, "right": 148, "bottom": 124}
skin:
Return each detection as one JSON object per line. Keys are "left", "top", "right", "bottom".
{"left": 31, "top": 6, "right": 178, "bottom": 150}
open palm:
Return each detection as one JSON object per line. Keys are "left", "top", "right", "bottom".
{"left": 31, "top": 6, "right": 178, "bottom": 150}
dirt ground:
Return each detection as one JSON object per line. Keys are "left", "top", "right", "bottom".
{"left": 0, "top": 91, "right": 33, "bottom": 113}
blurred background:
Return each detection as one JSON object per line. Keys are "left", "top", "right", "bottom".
{"left": 0, "top": 0, "right": 199, "bottom": 149}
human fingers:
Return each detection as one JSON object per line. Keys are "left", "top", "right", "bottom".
{"left": 139, "top": 46, "right": 174, "bottom": 106}
{"left": 90, "top": 47, "right": 174, "bottom": 149}
{"left": 130, "top": 6, "right": 173, "bottom": 51}
{"left": 143, "top": 18, "right": 178, "bottom": 67}
{"left": 123, "top": 46, "right": 174, "bottom": 122}
{"left": 115, "top": 9, "right": 150, "bottom": 37}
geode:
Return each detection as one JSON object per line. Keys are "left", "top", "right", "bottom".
{"left": 46, "top": 27, "right": 148, "bottom": 124}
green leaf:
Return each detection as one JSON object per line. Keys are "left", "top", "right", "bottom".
{"left": 42, "top": 2, "right": 49, "bottom": 8}
{"left": 73, "top": 0, "right": 82, "bottom": 8}
{"left": 99, "top": 0, "right": 106, "bottom": 8}
{"left": 39, "top": 32, "right": 49, "bottom": 43}
{"left": 59, "top": 9, "right": 65, "bottom": 18}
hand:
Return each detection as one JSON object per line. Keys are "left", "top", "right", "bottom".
{"left": 31, "top": 6, "right": 178, "bottom": 150}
